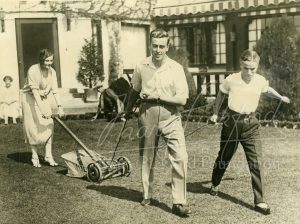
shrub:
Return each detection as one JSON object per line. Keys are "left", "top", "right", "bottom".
{"left": 77, "top": 38, "right": 104, "bottom": 88}
{"left": 255, "top": 17, "right": 300, "bottom": 121}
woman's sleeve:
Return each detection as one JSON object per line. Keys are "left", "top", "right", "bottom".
{"left": 26, "top": 66, "right": 40, "bottom": 90}
{"left": 51, "top": 69, "right": 59, "bottom": 94}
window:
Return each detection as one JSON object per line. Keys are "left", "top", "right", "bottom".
{"left": 167, "top": 22, "right": 226, "bottom": 66}
{"left": 249, "top": 15, "right": 300, "bottom": 49}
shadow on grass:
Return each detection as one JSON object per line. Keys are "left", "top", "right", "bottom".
{"left": 86, "top": 185, "right": 171, "bottom": 213}
{"left": 7, "top": 152, "right": 32, "bottom": 165}
{"left": 56, "top": 169, "right": 68, "bottom": 175}
{"left": 186, "top": 178, "right": 253, "bottom": 210}
{"left": 7, "top": 152, "right": 69, "bottom": 170}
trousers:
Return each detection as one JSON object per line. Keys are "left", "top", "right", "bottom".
{"left": 211, "top": 113, "right": 265, "bottom": 204}
{"left": 138, "top": 102, "right": 188, "bottom": 204}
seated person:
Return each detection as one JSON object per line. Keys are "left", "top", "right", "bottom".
{"left": 0, "top": 75, "right": 20, "bottom": 124}
{"left": 92, "top": 73, "right": 132, "bottom": 121}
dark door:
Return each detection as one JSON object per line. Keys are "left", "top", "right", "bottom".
{"left": 15, "top": 18, "right": 61, "bottom": 88}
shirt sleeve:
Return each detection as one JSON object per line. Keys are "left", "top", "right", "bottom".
{"left": 131, "top": 64, "right": 142, "bottom": 93}
{"left": 219, "top": 76, "right": 230, "bottom": 94}
{"left": 261, "top": 78, "right": 269, "bottom": 93}
{"left": 174, "top": 65, "right": 189, "bottom": 99}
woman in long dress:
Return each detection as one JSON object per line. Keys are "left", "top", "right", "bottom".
{"left": 22, "top": 49, "right": 64, "bottom": 168}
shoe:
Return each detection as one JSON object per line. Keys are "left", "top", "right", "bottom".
{"left": 44, "top": 157, "right": 58, "bottom": 167}
{"left": 140, "top": 199, "right": 151, "bottom": 206}
{"left": 210, "top": 185, "right": 218, "bottom": 196}
{"left": 254, "top": 203, "right": 271, "bottom": 215}
{"left": 31, "top": 158, "right": 41, "bottom": 168}
{"left": 171, "top": 204, "right": 191, "bottom": 218}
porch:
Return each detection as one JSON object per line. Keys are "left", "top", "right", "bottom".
{"left": 54, "top": 69, "right": 234, "bottom": 117}
{"left": 42, "top": 69, "right": 234, "bottom": 118}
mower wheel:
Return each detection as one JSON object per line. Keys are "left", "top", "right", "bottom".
{"left": 87, "top": 163, "right": 103, "bottom": 183}
{"left": 117, "top": 157, "right": 132, "bottom": 177}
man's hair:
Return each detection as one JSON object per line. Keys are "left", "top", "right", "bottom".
{"left": 240, "top": 49, "right": 260, "bottom": 64}
{"left": 150, "top": 28, "right": 170, "bottom": 45}
{"left": 39, "top": 49, "right": 54, "bottom": 65}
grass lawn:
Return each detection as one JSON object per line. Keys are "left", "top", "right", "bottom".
{"left": 0, "top": 119, "right": 300, "bottom": 224}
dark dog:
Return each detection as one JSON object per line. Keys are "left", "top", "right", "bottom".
{"left": 92, "top": 76, "right": 132, "bottom": 121}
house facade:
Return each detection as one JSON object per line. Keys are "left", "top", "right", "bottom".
{"left": 1, "top": 0, "right": 300, "bottom": 101}
{"left": 0, "top": 0, "right": 153, "bottom": 95}
{"left": 152, "top": 0, "right": 300, "bottom": 96}
{"left": 153, "top": 0, "right": 300, "bottom": 71}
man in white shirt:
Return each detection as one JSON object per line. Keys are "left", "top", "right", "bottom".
{"left": 209, "top": 50, "right": 290, "bottom": 215}
{"left": 124, "top": 28, "right": 191, "bottom": 217}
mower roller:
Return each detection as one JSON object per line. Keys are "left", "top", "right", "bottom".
{"left": 54, "top": 116, "right": 132, "bottom": 183}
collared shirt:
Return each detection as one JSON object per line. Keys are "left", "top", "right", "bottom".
{"left": 131, "top": 56, "right": 188, "bottom": 100}
{"left": 220, "top": 72, "right": 269, "bottom": 114}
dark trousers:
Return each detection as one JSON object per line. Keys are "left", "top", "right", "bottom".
{"left": 211, "top": 114, "right": 265, "bottom": 204}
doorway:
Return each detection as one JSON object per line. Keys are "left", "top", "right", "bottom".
{"left": 15, "top": 18, "right": 61, "bottom": 88}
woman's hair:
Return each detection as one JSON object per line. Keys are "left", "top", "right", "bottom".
{"left": 39, "top": 49, "right": 54, "bottom": 64}
{"left": 3, "top": 75, "right": 13, "bottom": 82}
{"left": 150, "top": 28, "right": 170, "bottom": 45}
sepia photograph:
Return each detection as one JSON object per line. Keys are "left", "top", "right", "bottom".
{"left": 0, "top": 0, "right": 300, "bottom": 223}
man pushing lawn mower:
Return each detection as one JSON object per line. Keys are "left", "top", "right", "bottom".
{"left": 123, "top": 28, "right": 191, "bottom": 218}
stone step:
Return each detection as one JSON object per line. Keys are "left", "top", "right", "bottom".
{"left": 50, "top": 88, "right": 99, "bottom": 115}
{"left": 58, "top": 88, "right": 96, "bottom": 99}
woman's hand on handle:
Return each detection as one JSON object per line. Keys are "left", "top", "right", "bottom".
{"left": 42, "top": 111, "right": 52, "bottom": 119}
{"left": 58, "top": 106, "right": 65, "bottom": 118}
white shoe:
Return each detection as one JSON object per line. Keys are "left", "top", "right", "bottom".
{"left": 44, "top": 157, "right": 58, "bottom": 167}
{"left": 31, "top": 158, "right": 41, "bottom": 168}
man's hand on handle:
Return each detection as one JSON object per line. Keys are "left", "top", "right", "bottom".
{"left": 281, "top": 96, "right": 290, "bottom": 104}
{"left": 209, "top": 114, "right": 218, "bottom": 124}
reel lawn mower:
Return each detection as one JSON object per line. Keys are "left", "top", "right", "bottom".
{"left": 55, "top": 117, "right": 132, "bottom": 183}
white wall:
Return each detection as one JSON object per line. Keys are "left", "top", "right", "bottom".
{"left": 0, "top": 12, "right": 100, "bottom": 90}
{"left": 0, "top": 10, "right": 151, "bottom": 92}
{"left": 101, "top": 20, "right": 110, "bottom": 89}
{"left": 57, "top": 15, "right": 94, "bottom": 89}
{"left": 0, "top": 14, "right": 19, "bottom": 91}
{"left": 121, "top": 25, "right": 148, "bottom": 69}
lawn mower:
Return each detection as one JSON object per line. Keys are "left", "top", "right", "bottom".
{"left": 55, "top": 116, "right": 132, "bottom": 183}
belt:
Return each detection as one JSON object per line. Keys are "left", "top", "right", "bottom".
{"left": 141, "top": 98, "right": 170, "bottom": 106}
{"left": 228, "top": 109, "right": 255, "bottom": 120}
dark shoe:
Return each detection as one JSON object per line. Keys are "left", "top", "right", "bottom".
{"left": 172, "top": 204, "right": 191, "bottom": 218}
{"left": 140, "top": 199, "right": 151, "bottom": 206}
{"left": 254, "top": 203, "right": 271, "bottom": 215}
{"left": 209, "top": 185, "right": 218, "bottom": 196}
